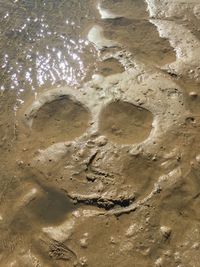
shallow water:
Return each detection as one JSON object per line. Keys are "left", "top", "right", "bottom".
{"left": 0, "top": 0, "right": 97, "bottom": 103}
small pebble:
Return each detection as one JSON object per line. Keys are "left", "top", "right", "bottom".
{"left": 79, "top": 256, "right": 88, "bottom": 266}
{"left": 189, "top": 91, "right": 198, "bottom": 98}
{"left": 64, "top": 142, "right": 71, "bottom": 147}
{"left": 17, "top": 160, "right": 24, "bottom": 166}
{"left": 95, "top": 136, "right": 107, "bottom": 146}
{"left": 164, "top": 250, "right": 172, "bottom": 257}
{"left": 155, "top": 257, "right": 164, "bottom": 267}
{"left": 80, "top": 238, "right": 88, "bottom": 248}
{"left": 160, "top": 226, "right": 172, "bottom": 239}
{"left": 196, "top": 154, "right": 200, "bottom": 163}
{"left": 110, "top": 236, "right": 116, "bottom": 244}
{"left": 77, "top": 148, "right": 85, "bottom": 158}
{"left": 192, "top": 242, "right": 200, "bottom": 249}
{"left": 125, "top": 224, "right": 137, "bottom": 237}
{"left": 80, "top": 233, "right": 89, "bottom": 248}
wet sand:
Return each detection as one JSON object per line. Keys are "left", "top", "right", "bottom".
{"left": 1, "top": 0, "right": 200, "bottom": 266}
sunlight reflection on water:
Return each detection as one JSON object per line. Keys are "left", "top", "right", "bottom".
{"left": 0, "top": 0, "right": 97, "bottom": 103}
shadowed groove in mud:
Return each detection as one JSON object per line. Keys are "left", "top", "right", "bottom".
{"left": 31, "top": 96, "right": 91, "bottom": 145}
{"left": 99, "top": 101, "right": 153, "bottom": 144}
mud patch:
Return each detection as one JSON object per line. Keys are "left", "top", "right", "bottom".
{"left": 28, "top": 186, "right": 76, "bottom": 225}
{"left": 96, "top": 58, "right": 125, "bottom": 76}
{"left": 100, "top": 0, "right": 149, "bottom": 20}
{"left": 30, "top": 96, "right": 91, "bottom": 146}
{"left": 99, "top": 0, "right": 176, "bottom": 66}
{"left": 122, "top": 154, "right": 162, "bottom": 198}
{"left": 99, "top": 101, "right": 153, "bottom": 144}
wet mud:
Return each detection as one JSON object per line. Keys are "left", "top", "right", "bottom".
{"left": 99, "top": 101, "right": 153, "bottom": 144}
{"left": 1, "top": 0, "right": 200, "bottom": 266}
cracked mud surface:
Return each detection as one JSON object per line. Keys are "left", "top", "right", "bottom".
{"left": 1, "top": 0, "right": 200, "bottom": 266}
